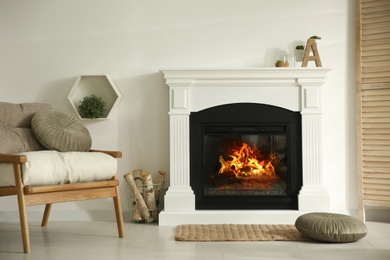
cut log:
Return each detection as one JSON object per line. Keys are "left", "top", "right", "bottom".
{"left": 123, "top": 172, "right": 150, "bottom": 222}
{"left": 141, "top": 172, "right": 157, "bottom": 222}
{"left": 132, "top": 169, "right": 143, "bottom": 195}
{"left": 155, "top": 170, "right": 166, "bottom": 205}
{"left": 123, "top": 173, "right": 142, "bottom": 221}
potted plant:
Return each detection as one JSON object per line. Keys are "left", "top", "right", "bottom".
{"left": 310, "top": 35, "right": 321, "bottom": 44}
{"left": 275, "top": 59, "right": 289, "bottom": 67}
{"left": 294, "top": 45, "right": 305, "bottom": 63}
{"left": 78, "top": 94, "right": 106, "bottom": 119}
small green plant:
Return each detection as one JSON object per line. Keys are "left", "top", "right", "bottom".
{"left": 295, "top": 45, "right": 305, "bottom": 50}
{"left": 275, "top": 60, "right": 289, "bottom": 67}
{"left": 78, "top": 94, "right": 106, "bottom": 119}
{"left": 310, "top": 35, "right": 321, "bottom": 40}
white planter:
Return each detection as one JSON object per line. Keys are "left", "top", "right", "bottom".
{"left": 294, "top": 50, "right": 304, "bottom": 62}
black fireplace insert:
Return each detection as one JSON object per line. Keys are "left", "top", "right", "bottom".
{"left": 190, "top": 103, "right": 302, "bottom": 210}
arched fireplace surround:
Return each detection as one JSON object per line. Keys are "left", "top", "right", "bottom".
{"left": 190, "top": 103, "right": 302, "bottom": 210}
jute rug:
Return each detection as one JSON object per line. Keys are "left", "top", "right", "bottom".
{"left": 175, "top": 224, "right": 309, "bottom": 242}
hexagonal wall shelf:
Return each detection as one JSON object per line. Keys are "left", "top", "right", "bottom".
{"left": 67, "top": 75, "right": 122, "bottom": 120}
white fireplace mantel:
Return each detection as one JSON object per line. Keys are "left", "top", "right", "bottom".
{"left": 159, "top": 68, "right": 330, "bottom": 226}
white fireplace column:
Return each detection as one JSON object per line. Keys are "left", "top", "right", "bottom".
{"left": 164, "top": 85, "right": 196, "bottom": 211}
{"left": 298, "top": 80, "right": 330, "bottom": 210}
{"left": 159, "top": 68, "right": 330, "bottom": 226}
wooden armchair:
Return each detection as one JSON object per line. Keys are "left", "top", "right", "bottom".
{"left": 0, "top": 102, "right": 124, "bottom": 253}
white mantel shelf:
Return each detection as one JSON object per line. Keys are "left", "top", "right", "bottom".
{"left": 159, "top": 68, "right": 331, "bottom": 226}
{"left": 160, "top": 67, "right": 330, "bottom": 75}
{"left": 160, "top": 67, "right": 330, "bottom": 85}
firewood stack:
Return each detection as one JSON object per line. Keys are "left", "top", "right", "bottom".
{"left": 123, "top": 169, "right": 166, "bottom": 223}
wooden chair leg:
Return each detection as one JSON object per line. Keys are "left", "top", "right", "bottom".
{"left": 14, "top": 164, "right": 31, "bottom": 253}
{"left": 16, "top": 193, "right": 30, "bottom": 253}
{"left": 41, "top": 204, "right": 52, "bottom": 227}
{"left": 113, "top": 185, "right": 125, "bottom": 238}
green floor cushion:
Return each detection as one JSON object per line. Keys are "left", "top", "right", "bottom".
{"left": 31, "top": 110, "right": 92, "bottom": 152}
{"left": 295, "top": 212, "right": 367, "bottom": 243}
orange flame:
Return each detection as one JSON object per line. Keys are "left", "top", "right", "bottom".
{"left": 218, "top": 142, "right": 276, "bottom": 179}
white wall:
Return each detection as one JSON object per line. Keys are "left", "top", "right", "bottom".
{"left": 1, "top": 0, "right": 367, "bottom": 221}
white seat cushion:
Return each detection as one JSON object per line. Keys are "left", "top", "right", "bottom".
{"left": 0, "top": 150, "right": 117, "bottom": 186}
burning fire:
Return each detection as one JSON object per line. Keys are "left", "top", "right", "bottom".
{"left": 218, "top": 142, "right": 277, "bottom": 179}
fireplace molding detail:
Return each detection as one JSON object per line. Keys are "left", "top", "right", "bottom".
{"left": 159, "top": 68, "right": 330, "bottom": 226}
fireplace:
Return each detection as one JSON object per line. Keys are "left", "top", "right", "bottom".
{"left": 159, "top": 68, "right": 330, "bottom": 226}
{"left": 190, "top": 103, "right": 302, "bottom": 210}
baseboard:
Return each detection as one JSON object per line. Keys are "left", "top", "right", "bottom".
{"left": 365, "top": 207, "right": 390, "bottom": 223}
{"left": 0, "top": 210, "right": 129, "bottom": 222}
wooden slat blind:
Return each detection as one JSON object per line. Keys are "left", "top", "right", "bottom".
{"left": 357, "top": 0, "right": 390, "bottom": 219}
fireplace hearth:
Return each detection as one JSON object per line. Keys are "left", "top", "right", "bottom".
{"left": 190, "top": 103, "right": 302, "bottom": 210}
{"left": 159, "top": 68, "right": 330, "bottom": 226}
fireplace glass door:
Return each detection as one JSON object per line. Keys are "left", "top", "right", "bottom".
{"left": 204, "top": 127, "right": 288, "bottom": 197}
{"left": 190, "top": 103, "right": 302, "bottom": 210}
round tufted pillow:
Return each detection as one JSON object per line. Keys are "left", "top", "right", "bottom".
{"left": 295, "top": 212, "right": 367, "bottom": 243}
{"left": 31, "top": 110, "right": 92, "bottom": 152}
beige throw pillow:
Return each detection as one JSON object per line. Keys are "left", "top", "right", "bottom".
{"left": 32, "top": 111, "right": 92, "bottom": 152}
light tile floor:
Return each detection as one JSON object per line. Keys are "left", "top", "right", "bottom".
{"left": 0, "top": 221, "right": 389, "bottom": 260}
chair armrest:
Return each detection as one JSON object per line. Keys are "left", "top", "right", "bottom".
{"left": 89, "top": 149, "right": 122, "bottom": 158}
{"left": 0, "top": 153, "right": 27, "bottom": 163}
